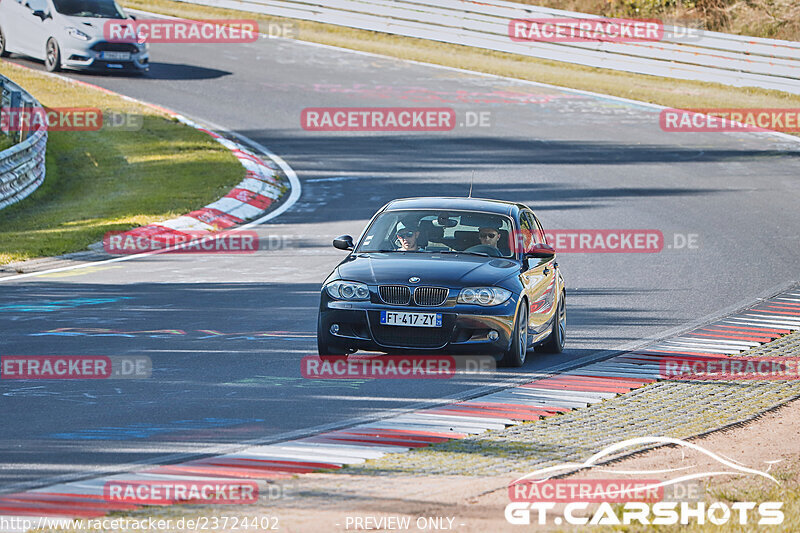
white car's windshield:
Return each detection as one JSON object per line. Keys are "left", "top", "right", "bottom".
{"left": 356, "top": 209, "right": 516, "bottom": 258}
{"left": 52, "top": 0, "right": 125, "bottom": 18}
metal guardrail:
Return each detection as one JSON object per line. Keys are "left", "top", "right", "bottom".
{"left": 174, "top": 0, "right": 800, "bottom": 94}
{"left": 0, "top": 75, "right": 47, "bottom": 211}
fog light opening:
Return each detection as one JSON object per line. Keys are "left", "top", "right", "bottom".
{"left": 330, "top": 324, "right": 340, "bottom": 335}
{"left": 488, "top": 330, "right": 499, "bottom": 341}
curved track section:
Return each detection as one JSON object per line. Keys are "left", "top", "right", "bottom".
{"left": 1, "top": 35, "right": 799, "bottom": 492}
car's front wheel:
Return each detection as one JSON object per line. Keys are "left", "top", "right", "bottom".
{"left": 0, "top": 26, "right": 10, "bottom": 57}
{"left": 45, "top": 38, "right": 61, "bottom": 72}
{"left": 536, "top": 291, "right": 566, "bottom": 353}
{"left": 501, "top": 302, "right": 528, "bottom": 367}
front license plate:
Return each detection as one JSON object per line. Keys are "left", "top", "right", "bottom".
{"left": 101, "top": 52, "right": 131, "bottom": 61}
{"left": 380, "top": 311, "right": 442, "bottom": 328}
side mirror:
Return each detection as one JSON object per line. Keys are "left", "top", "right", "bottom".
{"left": 333, "top": 235, "right": 354, "bottom": 251}
{"left": 129, "top": 14, "right": 137, "bottom": 20}
{"left": 33, "top": 9, "right": 47, "bottom": 19}
{"left": 524, "top": 243, "right": 556, "bottom": 259}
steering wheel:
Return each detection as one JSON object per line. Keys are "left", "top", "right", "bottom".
{"left": 464, "top": 244, "right": 502, "bottom": 257}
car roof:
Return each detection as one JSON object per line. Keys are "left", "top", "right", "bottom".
{"left": 383, "top": 197, "right": 525, "bottom": 217}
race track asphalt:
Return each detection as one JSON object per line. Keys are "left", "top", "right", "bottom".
{"left": 1, "top": 36, "right": 798, "bottom": 492}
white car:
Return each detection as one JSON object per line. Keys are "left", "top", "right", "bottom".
{"left": 0, "top": 0, "right": 148, "bottom": 73}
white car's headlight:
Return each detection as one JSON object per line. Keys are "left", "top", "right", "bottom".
{"left": 326, "top": 281, "right": 370, "bottom": 301}
{"left": 458, "top": 287, "right": 512, "bottom": 306}
{"left": 66, "top": 27, "right": 91, "bottom": 41}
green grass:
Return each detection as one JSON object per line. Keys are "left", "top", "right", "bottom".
{"left": 0, "top": 61, "right": 245, "bottom": 264}
{"left": 0, "top": 134, "right": 13, "bottom": 151}
{"left": 123, "top": 0, "right": 800, "bottom": 115}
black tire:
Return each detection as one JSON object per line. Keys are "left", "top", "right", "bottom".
{"left": 536, "top": 292, "right": 566, "bottom": 354}
{"left": 317, "top": 317, "right": 346, "bottom": 357}
{"left": 0, "top": 26, "right": 9, "bottom": 57}
{"left": 45, "top": 38, "right": 60, "bottom": 72}
{"left": 500, "top": 302, "right": 528, "bottom": 368}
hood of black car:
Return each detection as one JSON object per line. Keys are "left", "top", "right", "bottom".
{"left": 335, "top": 252, "right": 519, "bottom": 287}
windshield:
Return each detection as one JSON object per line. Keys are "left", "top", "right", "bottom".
{"left": 52, "top": 0, "right": 125, "bottom": 18}
{"left": 356, "top": 209, "right": 516, "bottom": 258}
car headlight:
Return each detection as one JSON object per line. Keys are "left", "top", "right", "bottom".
{"left": 66, "top": 27, "right": 91, "bottom": 41}
{"left": 458, "top": 287, "right": 512, "bottom": 306}
{"left": 325, "top": 281, "right": 370, "bottom": 301}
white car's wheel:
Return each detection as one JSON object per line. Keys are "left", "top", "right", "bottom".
{"left": 45, "top": 38, "right": 61, "bottom": 72}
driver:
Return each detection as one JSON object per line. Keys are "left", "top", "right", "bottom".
{"left": 478, "top": 226, "right": 501, "bottom": 250}
{"left": 396, "top": 223, "right": 425, "bottom": 251}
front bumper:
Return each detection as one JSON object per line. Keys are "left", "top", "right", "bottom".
{"left": 319, "top": 297, "right": 519, "bottom": 355}
{"left": 61, "top": 41, "right": 149, "bottom": 72}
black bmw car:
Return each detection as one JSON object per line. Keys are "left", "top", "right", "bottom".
{"left": 317, "top": 197, "right": 566, "bottom": 367}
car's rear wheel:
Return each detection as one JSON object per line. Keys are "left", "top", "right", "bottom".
{"left": 501, "top": 302, "right": 528, "bottom": 367}
{"left": 536, "top": 292, "right": 566, "bottom": 353}
{"left": 45, "top": 38, "right": 61, "bottom": 72}
{"left": 0, "top": 27, "right": 10, "bottom": 57}
{"left": 317, "top": 317, "right": 347, "bottom": 357}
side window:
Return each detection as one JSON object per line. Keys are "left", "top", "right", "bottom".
{"left": 531, "top": 213, "right": 547, "bottom": 245}
{"left": 518, "top": 212, "right": 533, "bottom": 254}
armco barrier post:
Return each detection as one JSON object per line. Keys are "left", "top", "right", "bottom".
{"left": 0, "top": 79, "right": 4, "bottom": 122}
{"left": 20, "top": 101, "right": 29, "bottom": 143}
{"left": 9, "top": 90, "right": 21, "bottom": 144}
{"left": 0, "top": 79, "right": 5, "bottom": 143}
